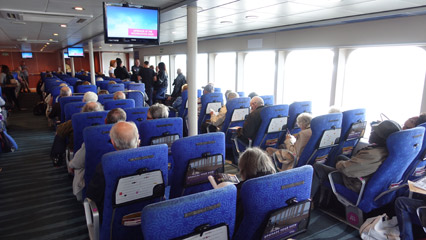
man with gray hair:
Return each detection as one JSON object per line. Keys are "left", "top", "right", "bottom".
{"left": 113, "top": 91, "right": 126, "bottom": 100}
{"left": 147, "top": 103, "right": 169, "bottom": 119}
{"left": 168, "top": 68, "right": 186, "bottom": 102}
{"left": 81, "top": 101, "right": 103, "bottom": 112}
{"left": 83, "top": 91, "right": 98, "bottom": 103}
{"left": 236, "top": 96, "right": 265, "bottom": 143}
{"left": 69, "top": 108, "right": 126, "bottom": 201}
{"left": 86, "top": 121, "right": 140, "bottom": 213}
{"left": 48, "top": 86, "right": 72, "bottom": 121}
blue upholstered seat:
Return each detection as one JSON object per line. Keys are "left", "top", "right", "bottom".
{"left": 178, "top": 90, "right": 188, "bottom": 118}
{"left": 51, "top": 85, "right": 74, "bottom": 103}
{"left": 234, "top": 165, "right": 313, "bottom": 240}
{"left": 98, "top": 81, "right": 109, "bottom": 90}
{"left": 233, "top": 105, "right": 289, "bottom": 157}
{"left": 103, "top": 99, "right": 135, "bottom": 110}
{"left": 93, "top": 145, "right": 169, "bottom": 240}
{"left": 83, "top": 124, "right": 115, "bottom": 198}
{"left": 403, "top": 123, "right": 426, "bottom": 181}
{"left": 327, "top": 108, "right": 366, "bottom": 167}
{"left": 296, "top": 113, "right": 342, "bottom": 167}
{"left": 170, "top": 132, "right": 225, "bottom": 199}
{"left": 125, "top": 107, "right": 149, "bottom": 127}
{"left": 107, "top": 83, "right": 125, "bottom": 93}
{"left": 198, "top": 92, "right": 224, "bottom": 133}
{"left": 126, "top": 91, "right": 145, "bottom": 108}
{"left": 64, "top": 102, "right": 86, "bottom": 122}
{"left": 72, "top": 111, "right": 108, "bottom": 152}
{"left": 59, "top": 96, "right": 84, "bottom": 123}
{"left": 76, "top": 84, "right": 97, "bottom": 94}
{"left": 214, "top": 87, "right": 221, "bottom": 93}
{"left": 220, "top": 97, "right": 250, "bottom": 148}
{"left": 141, "top": 185, "right": 237, "bottom": 240}
{"left": 237, "top": 91, "right": 245, "bottom": 97}
{"left": 260, "top": 95, "right": 274, "bottom": 106}
{"left": 329, "top": 127, "right": 425, "bottom": 213}
{"left": 287, "top": 101, "right": 312, "bottom": 134}
{"left": 63, "top": 77, "right": 78, "bottom": 87}
{"left": 97, "top": 94, "right": 114, "bottom": 105}
{"left": 128, "top": 83, "right": 145, "bottom": 92}
{"left": 139, "top": 118, "right": 183, "bottom": 183}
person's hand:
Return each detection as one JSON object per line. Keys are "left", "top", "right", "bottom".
{"left": 167, "top": 96, "right": 172, "bottom": 101}
{"left": 286, "top": 134, "right": 292, "bottom": 140}
{"left": 210, "top": 111, "right": 215, "bottom": 116}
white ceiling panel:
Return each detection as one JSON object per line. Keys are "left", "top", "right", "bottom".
{"left": 340, "top": 0, "right": 420, "bottom": 14}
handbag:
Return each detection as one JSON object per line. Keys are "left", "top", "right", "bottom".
{"left": 360, "top": 213, "right": 400, "bottom": 240}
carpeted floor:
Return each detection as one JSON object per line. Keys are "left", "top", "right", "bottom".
{"left": 0, "top": 93, "right": 361, "bottom": 239}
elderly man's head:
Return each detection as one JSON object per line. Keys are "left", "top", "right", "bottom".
{"left": 177, "top": 68, "right": 182, "bottom": 74}
{"left": 81, "top": 101, "right": 103, "bottom": 112}
{"left": 147, "top": 103, "right": 169, "bottom": 119}
{"left": 60, "top": 86, "right": 72, "bottom": 97}
{"left": 110, "top": 121, "right": 140, "bottom": 150}
{"left": 226, "top": 91, "right": 238, "bottom": 101}
{"left": 83, "top": 91, "right": 98, "bottom": 103}
{"left": 113, "top": 91, "right": 126, "bottom": 100}
{"left": 106, "top": 108, "right": 127, "bottom": 124}
{"left": 249, "top": 96, "right": 264, "bottom": 112}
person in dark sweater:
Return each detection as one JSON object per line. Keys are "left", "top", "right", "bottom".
{"left": 138, "top": 61, "right": 156, "bottom": 106}
{"left": 113, "top": 58, "right": 130, "bottom": 80}
{"left": 236, "top": 96, "right": 265, "bottom": 144}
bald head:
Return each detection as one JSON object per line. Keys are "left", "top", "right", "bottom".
{"left": 106, "top": 108, "right": 127, "bottom": 124}
{"left": 110, "top": 121, "right": 140, "bottom": 150}
{"left": 113, "top": 91, "right": 126, "bottom": 100}
{"left": 250, "top": 96, "right": 264, "bottom": 112}
{"left": 60, "top": 86, "right": 72, "bottom": 97}
{"left": 81, "top": 102, "right": 103, "bottom": 112}
{"left": 83, "top": 91, "right": 98, "bottom": 103}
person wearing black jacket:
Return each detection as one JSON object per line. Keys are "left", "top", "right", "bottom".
{"left": 236, "top": 96, "right": 265, "bottom": 144}
{"left": 138, "top": 61, "right": 156, "bottom": 106}
{"left": 154, "top": 62, "right": 168, "bottom": 103}
{"left": 131, "top": 59, "right": 141, "bottom": 82}
{"left": 168, "top": 68, "right": 186, "bottom": 101}
{"left": 113, "top": 58, "right": 130, "bottom": 80}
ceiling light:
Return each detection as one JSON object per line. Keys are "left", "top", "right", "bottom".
{"left": 60, "top": 24, "right": 67, "bottom": 28}
{"left": 49, "top": 39, "right": 53, "bottom": 41}
{"left": 73, "top": 7, "right": 84, "bottom": 11}
{"left": 46, "top": 42, "right": 50, "bottom": 45}
{"left": 245, "top": 15, "right": 258, "bottom": 19}
{"left": 109, "top": 44, "right": 112, "bottom": 47}
{"left": 99, "top": 46, "right": 102, "bottom": 49}
{"left": 220, "top": 21, "right": 233, "bottom": 24}
{"left": 53, "top": 33, "right": 58, "bottom": 36}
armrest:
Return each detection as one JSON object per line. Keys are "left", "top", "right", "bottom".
{"left": 84, "top": 198, "right": 100, "bottom": 240}
{"left": 328, "top": 171, "right": 366, "bottom": 207}
{"left": 373, "top": 183, "right": 407, "bottom": 202}
{"left": 417, "top": 206, "right": 426, "bottom": 231}
{"left": 232, "top": 136, "right": 252, "bottom": 155}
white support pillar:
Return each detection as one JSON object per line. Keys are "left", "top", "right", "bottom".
{"left": 62, "top": 50, "right": 66, "bottom": 74}
{"left": 88, "top": 40, "right": 96, "bottom": 85}
{"left": 187, "top": 4, "right": 198, "bottom": 136}
{"left": 71, "top": 57, "right": 75, "bottom": 77}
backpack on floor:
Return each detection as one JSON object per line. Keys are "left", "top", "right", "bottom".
{"left": 33, "top": 102, "right": 46, "bottom": 116}
{"left": 50, "top": 134, "right": 66, "bottom": 167}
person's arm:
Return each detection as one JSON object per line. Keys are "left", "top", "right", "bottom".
{"left": 69, "top": 144, "right": 85, "bottom": 169}
{"left": 211, "top": 107, "right": 226, "bottom": 127}
{"left": 336, "top": 148, "right": 387, "bottom": 178}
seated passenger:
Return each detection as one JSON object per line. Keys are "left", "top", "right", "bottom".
{"left": 395, "top": 196, "right": 426, "bottom": 240}
{"left": 86, "top": 121, "right": 140, "bottom": 216}
{"left": 235, "top": 147, "right": 276, "bottom": 232}
{"left": 198, "top": 83, "right": 215, "bottom": 115}
{"left": 403, "top": 112, "right": 426, "bottom": 130}
{"left": 147, "top": 103, "right": 169, "bottom": 119}
{"left": 201, "top": 91, "right": 239, "bottom": 133}
{"left": 83, "top": 91, "right": 98, "bottom": 103}
{"left": 172, "top": 84, "right": 188, "bottom": 110}
{"left": 311, "top": 120, "right": 401, "bottom": 199}
{"left": 48, "top": 86, "right": 72, "bottom": 122}
{"left": 248, "top": 92, "right": 258, "bottom": 99}
{"left": 98, "top": 90, "right": 109, "bottom": 95}
{"left": 56, "top": 102, "right": 103, "bottom": 151}
{"left": 82, "top": 81, "right": 90, "bottom": 85}
{"left": 266, "top": 113, "right": 313, "bottom": 171}
{"left": 113, "top": 91, "right": 125, "bottom": 100}
{"left": 235, "top": 96, "right": 265, "bottom": 144}
{"left": 69, "top": 108, "right": 126, "bottom": 201}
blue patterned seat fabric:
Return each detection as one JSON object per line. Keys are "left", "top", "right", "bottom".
{"left": 141, "top": 185, "right": 237, "bottom": 240}
{"left": 103, "top": 99, "right": 135, "bottom": 110}
{"left": 72, "top": 111, "right": 108, "bottom": 152}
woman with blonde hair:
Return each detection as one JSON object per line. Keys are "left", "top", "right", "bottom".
{"left": 109, "top": 60, "right": 116, "bottom": 78}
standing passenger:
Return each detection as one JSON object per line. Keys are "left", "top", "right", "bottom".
{"left": 138, "top": 61, "right": 156, "bottom": 106}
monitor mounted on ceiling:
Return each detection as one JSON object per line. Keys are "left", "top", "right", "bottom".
{"left": 64, "top": 52, "right": 70, "bottom": 59}
{"left": 68, "top": 47, "right": 84, "bottom": 57}
{"left": 21, "top": 52, "right": 33, "bottom": 59}
{"left": 103, "top": 2, "right": 160, "bottom": 45}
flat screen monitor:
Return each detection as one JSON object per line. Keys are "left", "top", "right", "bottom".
{"left": 64, "top": 52, "right": 70, "bottom": 59}
{"left": 21, "top": 52, "right": 33, "bottom": 59}
{"left": 103, "top": 2, "right": 160, "bottom": 45}
{"left": 68, "top": 47, "right": 84, "bottom": 57}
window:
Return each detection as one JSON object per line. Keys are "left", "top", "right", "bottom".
{"left": 197, "top": 53, "right": 208, "bottom": 89}
{"left": 214, "top": 52, "right": 236, "bottom": 92}
{"left": 175, "top": 54, "right": 187, "bottom": 78}
{"left": 343, "top": 46, "right": 426, "bottom": 128}
{"left": 148, "top": 56, "right": 156, "bottom": 68}
{"left": 243, "top": 51, "right": 276, "bottom": 96}
{"left": 283, "top": 49, "right": 334, "bottom": 114}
